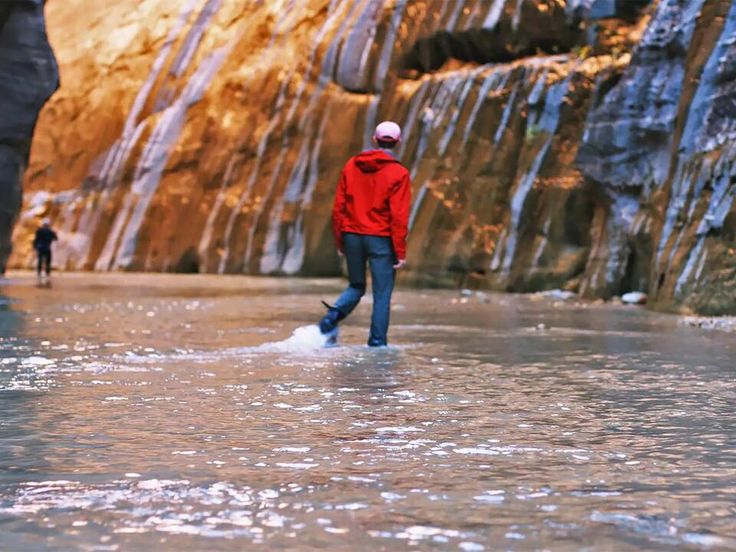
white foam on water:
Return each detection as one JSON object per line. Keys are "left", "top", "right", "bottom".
{"left": 21, "top": 356, "right": 55, "bottom": 367}
{"left": 274, "top": 462, "right": 318, "bottom": 470}
{"left": 253, "top": 325, "right": 332, "bottom": 353}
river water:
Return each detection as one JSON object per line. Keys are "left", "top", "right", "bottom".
{"left": 1, "top": 273, "right": 735, "bottom": 551}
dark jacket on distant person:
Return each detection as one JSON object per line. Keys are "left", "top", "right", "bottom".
{"left": 33, "top": 227, "right": 57, "bottom": 252}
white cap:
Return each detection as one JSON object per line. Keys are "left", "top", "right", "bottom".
{"left": 374, "top": 121, "right": 401, "bottom": 143}
{"left": 42, "top": 218, "right": 50, "bottom": 226}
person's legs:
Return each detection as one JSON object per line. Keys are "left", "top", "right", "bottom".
{"left": 44, "top": 250, "right": 52, "bottom": 275}
{"left": 319, "top": 233, "right": 367, "bottom": 334}
{"left": 36, "top": 250, "right": 42, "bottom": 275}
{"left": 366, "top": 236, "right": 395, "bottom": 347}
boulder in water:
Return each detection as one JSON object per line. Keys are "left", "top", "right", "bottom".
{"left": 621, "top": 292, "right": 647, "bottom": 305}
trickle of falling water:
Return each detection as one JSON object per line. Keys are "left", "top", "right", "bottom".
{"left": 280, "top": 109, "right": 332, "bottom": 274}
{"left": 406, "top": 91, "right": 442, "bottom": 226}
{"left": 499, "top": 136, "right": 553, "bottom": 275}
{"left": 675, "top": 236, "right": 705, "bottom": 297}
{"left": 489, "top": 228, "right": 507, "bottom": 271}
{"left": 663, "top": 144, "right": 736, "bottom": 290}
{"left": 353, "top": 6, "right": 379, "bottom": 87}
{"left": 92, "top": 0, "right": 219, "bottom": 271}
{"left": 658, "top": 3, "right": 736, "bottom": 293}
{"left": 217, "top": 105, "right": 285, "bottom": 274}
{"left": 110, "top": 46, "right": 231, "bottom": 270}
{"left": 407, "top": 75, "right": 467, "bottom": 229}
{"left": 461, "top": 69, "right": 506, "bottom": 146}
{"left": 266, "top": 0, "right": 297, "bottom": 49}
{"left": 244, "top": 0, "right": 353, "bottom": 273}
{"left": 75, "top": 191, "right": 108, "bottom": 269}
{"left": 98, "top": 122, "right": 149, "bottom": 193}
{"left": 94, "top": 189, "right": 136, "bottom": 271}
{"left": 242, "top": 134, "right": 289, "bottom": 270}
{"left": 445, "top": 0, "right": 467, "bottom": 30}
{"left": 299, "top": 1, "right": 352, "bottom": 129}
{"left": 98, "top": 0, "right": 198, "bottom": 189}
{"left": 362, "top": 95, "right": 381, "bottom": 150}
{"left": 397, "top": 79, "right": 431, "bottom": 158}
{"left": 463, "top": 2, "right": 485, "bottom": 29}
{"left": 672, "top": 0, "right": 731, "bottom": 155}
{"left": 372, "top": 0, "right": 407, "bottom": 91}
{"left": 498, "top": 73, "right": 573, "bottom": 276}
{"left": 251, "top": 0, "right": 416, "bottom": 275}
{"left": 197, "top": 155, "right": 238, "bottom": 269}
{"left": 655, "top": 160, "right": 690, "bottom": 267}
{"left": 527, "top": 67, "right": 548, "bottom": 106}
{"left": 512, "top": 0, "right": 524, "bottom": 31}
{"left": 64, "top": 164, "right": 123, "bottom": 269}
{"left": 54, "top": 197, "right": 87, "bottom": 269}
{"left": 286, "top": 0, "right": 348, "bottom": 130}
{"left": 695, "top": 160, "right": 736, "bottom": 235}
{"left": 318, "top": 0, "right": 363, "bottom": 86}
{"left": 483, "top": 0, "right": 508, "bottom": 30}
{"left": 411, "top": 78, "right": 454, "bottom": 145}
{"left": 602, "top": 194, "right": 639, "bottom": 286}
{"left": 259, "top": 140, "right": 310, "bottom": 274}
{"left": 687, "top": 161, "right": 711, "bottom": 221}
{"left": 438, "top": 67, "right": 484, "bottom": 156}
{"left": 433, "top": 1, "right": 451, "bottom": 27}
{"left": 694, "top": 245, "right": 709, "bottom": 282}
{"left": 216, "top": 3, "right": 299, "bottom": 274}
{"left": 168, "top": 0, "right": 222, "bottom": 79}
{"left": 580, "top": 72, "right": 606, "bottom": 144}
{"left": 493, "top": 79, "right": 520, "bottom": 144}
{"left": 531, "top": 215, "right": 552, "bottom": 268}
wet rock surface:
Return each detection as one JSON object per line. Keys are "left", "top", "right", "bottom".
{"left": 577, "top": 0, "right": 736, "bottom": 314}
{"left": 0, "top": 0, "right": 58, "bottom": 272}
{"left": 7, "top": 0, "right": 736, "bottom": 314}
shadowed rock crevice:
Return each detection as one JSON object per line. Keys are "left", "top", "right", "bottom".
{"left": 400, "top": 2, "right": 586, "bottom": 75}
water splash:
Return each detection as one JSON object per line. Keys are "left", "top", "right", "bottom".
{"left": 253, "top": 325, "right": 333, "bottom": 353}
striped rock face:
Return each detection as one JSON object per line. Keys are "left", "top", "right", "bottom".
{"left": 9, "top": 0, "right": 736, "bottom": 314}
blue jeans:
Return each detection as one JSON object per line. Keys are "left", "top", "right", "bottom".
{"left": 333, "top": 233, "right": 396, "bottom": 346}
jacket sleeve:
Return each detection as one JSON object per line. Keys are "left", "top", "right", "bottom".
{"left": 32, "top": 230, "right": 39, "bottom": 250}
{"left": 389, "top": 170, "right": 411, "bottom": 260}
{"left": 52, "top": 231, "right": 58, "bottom": 242}
{"left": 331, "top": 168, "right": 347, "bottom": 253}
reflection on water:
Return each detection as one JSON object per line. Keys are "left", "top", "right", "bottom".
{"left": 1, "top": 273, "right": 735, "bottom": 551}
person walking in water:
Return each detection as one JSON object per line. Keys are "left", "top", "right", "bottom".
{"left": 318, "top": 121, "right": 411, "bottom": 347}
{"left": 33, "top": 218, "right": 57, "bottom": 285}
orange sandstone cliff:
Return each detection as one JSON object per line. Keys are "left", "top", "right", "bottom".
{"left": 10, "top": 0, "right": 736, "bottom": 314}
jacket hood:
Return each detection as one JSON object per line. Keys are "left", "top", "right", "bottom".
{"left": 354, "top": 149, "right": 400, "bottom": 173}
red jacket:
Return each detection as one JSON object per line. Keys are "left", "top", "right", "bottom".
{"left": 332, "top": 149, "right": 411, "bottom": 260}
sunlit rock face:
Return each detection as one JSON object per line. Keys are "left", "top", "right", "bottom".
{"left": 0, "top": 0, "right": 58, "bottom": 272}
{"left": 9, "top": 0, "right": 736, "bottom": 313}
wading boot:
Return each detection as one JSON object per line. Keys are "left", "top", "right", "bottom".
{"left": 319, "top": 301, "right": 345, "bottom": 346}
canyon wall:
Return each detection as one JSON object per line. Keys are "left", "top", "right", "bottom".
{"left": 8, "top": 0, "right": 736, "bottom": 313}
{"left": 0, "top": 0, "right": 58, "bottom": 272}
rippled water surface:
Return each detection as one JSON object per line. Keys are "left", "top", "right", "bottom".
{"left": 1, "top": 273, "right": 735, "bottom": 551}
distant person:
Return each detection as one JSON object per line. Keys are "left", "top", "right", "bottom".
{"left": 33, "top": 218, "right": 57, "bottom": 284}
{"left": 318, "top": 121, "right": 411, "bottom": 347}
